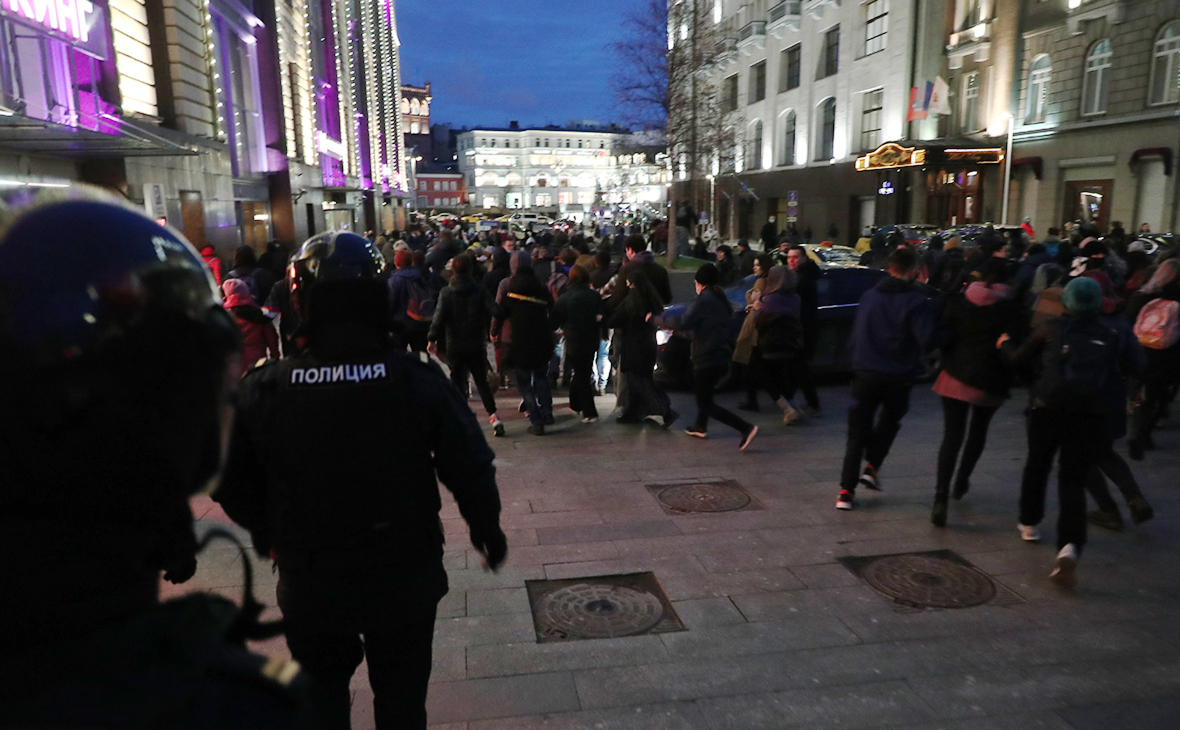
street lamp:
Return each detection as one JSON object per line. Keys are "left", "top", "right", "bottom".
{"left": 706, "top": 173, "right": 716, "bottom": 234}
{"left": 992, "top": 114, "right": 1014, "bottom": 225}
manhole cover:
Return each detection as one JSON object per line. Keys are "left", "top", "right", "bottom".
{"left": 840, "top": 550, "right": 1023, "bottom": 610}
{"left": 645, "top": 480, "right": 763, "bottom": 515}
{"left": 526, "top": 572, "right": 685, "bottom": 643}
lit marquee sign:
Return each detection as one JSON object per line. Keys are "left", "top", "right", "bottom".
{"left": 1, "top": 0, "right": 110, "bottom": 59}
{"left": 855, "top": 143, "right": 926, "bottom": 172}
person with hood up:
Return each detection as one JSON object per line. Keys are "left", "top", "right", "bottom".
{"left": 751, "top": 265, "right": 805, "bottom": 425}
{"left": 429, "top": 254, "right": 504, "bottom": 437}
{"left": 201, "top": 245, "right": 223, "bottom": 285}
{"left": 388, "top": 249, "right": 432, "bottom": 353}
{"left": 227, "top": 244, "right": 277, "bottom": 305}
{"left": 551, "top": 265, "right": 604, "bottom": 422}
{"left": 495, "top": 251, "right": 555, "bottom": 435}
{"left": 1000, "top": 277, "right": 1143, "bottom": 587}
{"left": 223, "top": 278, "right": 280, "bottom": 376}
{"left": 929, "top": 259, "right": 1025, "bottom": 527}
{"left": 837, "top": 247, "right": 938, "bottom": 511}
{"left": 607, "top": 269, "right": 676, "bottom": 427}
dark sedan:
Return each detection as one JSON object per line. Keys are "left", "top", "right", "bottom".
{"left": 654, "top": 265, "right": 887, "bottom": 388}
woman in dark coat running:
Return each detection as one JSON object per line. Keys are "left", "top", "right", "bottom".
{"left": 930, "top": 259, "right": 1025, "bottom": 526}
{"left": 495, "top": 251, "right": 555, "bottom": 435}
{"left": 752, "top": 266, "right": 805, "bottom": 425}
{"left": 607, "top": 269, "right": 676, "bottom": 426}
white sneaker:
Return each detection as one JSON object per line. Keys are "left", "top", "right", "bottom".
{"left": 1050, "top": 544, "right": 1078, "bottom": 588}
{"left": 1018, "top": 523, "right": 1041, "bottom": 542}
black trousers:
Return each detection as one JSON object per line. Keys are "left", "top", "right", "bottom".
{"left": 1019, "top": 409, "right": 1104, "bottom": 552}
{"left": 447, "top": 350, "right": 497, "bottom": 416}
{"left": 402, "top": 330, "right": 428, "bottom": 354}
{"left": 791, "top": 328, "right": 820, "bottom": 409}
{"left": 840, "top": 373, "right": 912, "bottom": 491}
{"left": 284, "top": 602, "right": 439, "bottom": 730}
{"left": 693, "top": 364, "right": 751, "bottom": 434}
{"left": 936, "top": 397, "right": 999, "bottom": 496}
{"left": 567, "top": 348, "right": 598, "bottom": 418}
{"left": 753, "top": 355, "right": 795, "bottom": 402}
{"left": 1083, "top": 444, "right": 1144, "bottom": 512}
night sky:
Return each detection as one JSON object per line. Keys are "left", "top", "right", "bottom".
{"left": 397, "top": 0, "right": 641, "bottom": 130}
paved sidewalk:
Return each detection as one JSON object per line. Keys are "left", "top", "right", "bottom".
{"left": 170, "top": 382, "right": 1180, "bottom": 729}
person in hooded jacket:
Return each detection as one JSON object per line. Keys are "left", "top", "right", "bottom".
{"left": 786, "top": 245, "right": 822, "bottom": 416}
{"left": 495, "top": 251, "right": 555, "bottom": 435}
{"left": 751, "top": 265, "right": 805, "bottom": 425}
{"left": 227, "top": 245, "right": 277, "bottom": 305}
{"left": 257, "top": 240, "right": 290, "bottom": 284}
{"left": 607, "top": 269, "right": 675, "bottom": 427}
{"left": 483, "top": 246, "right": 512, "bottom": 297}
{"left": 429, "top": 254, "right": 504, "bottom": 437}
{"left": 201, "top": 245, "right": 224, "bottom": 285}
{"left": 929, "top": 259, "right": 1025, "bottom": 527}
{"left": 551, "top": 265, "right": 604, "bottom": 422}
{"left": 223, "top": 278, "right": 280, "bottom": 376}
{"left": 388, "top": 249, "right": 432, "bottom": 353}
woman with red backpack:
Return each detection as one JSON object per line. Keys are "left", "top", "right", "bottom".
{"left": 1127, "top": 257, "right": 1180, "bottom": 460}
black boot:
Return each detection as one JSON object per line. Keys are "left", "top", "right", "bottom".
{"left": 931, "top": 494, "right": 949, "bottom": 527}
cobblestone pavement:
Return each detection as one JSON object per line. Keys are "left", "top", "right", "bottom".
{"left": 169, "top": 381, "right": 1180, "bottom": 729}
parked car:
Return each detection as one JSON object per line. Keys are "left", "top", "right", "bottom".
{"left": 653, "top": 264, "right": 888, "bottom": 388}
{"left": 804, "top": 244, "right": 862, "bottom": 267}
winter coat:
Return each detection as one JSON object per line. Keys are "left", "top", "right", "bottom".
{"left": 496, "top": 265, "right": 554, "bottom": 371}
{"left": 229, "top": 305, "right": 280, "bottom": 375}
{"left": 715, "top": 256, "right": 738, "bottom": 287}
{"left": 794, "top": 259, "right": 821, "bottom": 330}
{"left": 618, "top": 251, "right": 673, "bottom": 304}
{"left": 387, "top": 267, "right": 432, "bottom": 334}
{"left": 429, "top": 276, "right": 495, "bottom": 357}
{"left": 664, "top": 287, "right": 735, "bottom": 369}
{"left": 551, "top": 283, "right": 603, "bottom": 356}
{"left": 938, "top": 283, "right": 1026, "bottom": 398}
{"left": 849, "top": 276, "right": 939, "bottom": 377}
{"left": 754, "top": 291, "right": 803, "bottom": 361}
{"left": 732, "top": 275, "right": 767, "bottom": 364}
{"left": 735, "top": 248, "right": 756, "bottom": 278}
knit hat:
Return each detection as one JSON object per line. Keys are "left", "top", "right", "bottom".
{"left": 1062, "top": 276, "right": 1102, "bottom": 314}
{"left": 393, "top": 249, "right": 412, "bottom": 269}
{"left": 695, "top": 263, "right": 719, "bottom": 287}
{"left": 222, "top": 278, "right": 254, "bottom": 308}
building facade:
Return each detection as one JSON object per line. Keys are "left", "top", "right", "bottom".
{"left": 415, "top": 171, "right": 465, "bottom": 209}
{"left": 1009, "top": 0, "right": 1180, "bottom": 235}
{"left": 457, "top": 124, "right": 668, "bottom": 218}
{"left": 0, "top": 0, "right": 409, "bottom": 256}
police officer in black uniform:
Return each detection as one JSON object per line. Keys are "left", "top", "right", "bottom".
{"left": 0, "top": 187, "right": 306, "bottom": 728}
{"left": 214, "top": 231, "right": 507, "bottom": 730}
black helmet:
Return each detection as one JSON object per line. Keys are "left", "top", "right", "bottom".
{"left": 288, "top": 230, "right": 385, "bottom": 320}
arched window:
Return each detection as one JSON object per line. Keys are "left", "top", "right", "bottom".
{"left": 1082, "top": 40, "right": 1112, "bottom": 115}
{"left": 420, "top": 101, "right": 429, "bottom": 117}
{"left": 401, "top": 98, "right": 409, "bottom": 114}
{"left": 817, "top": 98, "right": 836, "bottom": 160}
{"left": 748, "top": 120, "right": 763, "bottom": 170}
{"left": 480, "top": 173, "right": 499, "bottom": 187}
{"left": 409, "top": 121, "right": 420, "bottom": 134}
{"left": 780, "top": 110, "right": 796, "bottom": 166}
{"left": 410, "top": 98, "right": 421, "bottom": 115}
{"left": 1025, "top": 55, "right": 1051, "bottom": 123}
{"left": 505, "top": 173, "right": 522, "bottom": 187}
{"left": 1151, "top": 21, "right": 1180, "bottom": 105}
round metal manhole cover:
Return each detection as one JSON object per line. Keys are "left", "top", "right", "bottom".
{"left": 861, "top": 554, "right": 996, "bottom": 609}
{"left": 657, "top": 483, "right": 751, "bottom": 513}
{"left": 535, "top": 583, "right": 665, "bottom": 640}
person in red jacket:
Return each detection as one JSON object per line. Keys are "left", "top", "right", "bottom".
{"left": 201, "top": 246, "right": 223, "bottom": 285}
{"left": 223, "top": 278, "right": 279, "bottom": 374}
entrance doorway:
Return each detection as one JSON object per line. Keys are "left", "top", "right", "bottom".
{"left": 239, "top": 201, "right": 270, "bottom": 250}
{"left": 926, "top": 169, "right": 983, "bottom": 226}
{"left": 1064, "top": 179, "right": 1113, "bottom": 231}
{"left": 179, "top": 191, "right": 207, "bottom": 249}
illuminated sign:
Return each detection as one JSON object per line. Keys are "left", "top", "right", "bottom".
{"left": 1, "top": 0, "right": 109, "bottom": 59}
{"left": 855, "top": 143, "right": 926, "bottom": 171}
{"left": 878, "top": 181, "right": 895, "bottom": 196}
{"left": 318, "top": 131, "right": 346, "bottom": 160}
{"left": 945, "top": 148, "right": 1004, "bottom": 165}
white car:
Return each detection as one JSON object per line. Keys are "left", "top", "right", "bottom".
{"left": 506, "top": 212, "right": 554, "bottom": 229}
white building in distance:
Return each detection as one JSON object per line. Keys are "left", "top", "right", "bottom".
{"left": 457, "top": 123, "right": 668, "bottom": 218}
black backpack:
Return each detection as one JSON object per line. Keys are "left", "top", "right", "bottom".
{"left": 1040, "top": 316, "right": 1119, "bottom": 410}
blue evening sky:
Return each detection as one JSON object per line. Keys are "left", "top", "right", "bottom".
{"left": 397, "top": 0, "right": 640, "bottom": 130}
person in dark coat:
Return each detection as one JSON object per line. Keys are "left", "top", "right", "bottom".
{"left": 227, "top": 244, "right": 277, "bottom": 304}
{"left": 618, "top": 234, "right": 672, "bottom": 304}
{"left": 589, "top": 248, "right": 618, "bottom": 291}
{"left": 607, "top": 269, "right": 675, "bottom": 426}
{"left": 429, "top": 254, "right": 503, "bottom": 437}
{"left": 1126, "top": 258, "right": 1180, "bottom": 459}
{"left": 715, "top": 245, "right": 738, "bottom": 287}
{"left": 496, "top": 251, "right": 555, "bottom": 435}
{"left": 257, "top": 239, "right": 289, "bottom": 284}
{"left": 760, "top": 216, "right": 779, "bottom": 251}
{"left": 786, "top": 245, "right": 822, "bottom": 415}
{"left": 929, "top": 259, "right": 1026, "bottom": 527}
{"left": 734, "top": 238, "right": 756, "bottom": 278}
{"left": 483, "top": 246, "right": 511, "bottom": 298}
{"left": 750, "top": 265, "right": 805, "bottom": 425}
{"left": 388, "top": 249, "right": 432, "bottom": 353}
{"left": 551, "top": 265, "right": 604, "bottom": 422}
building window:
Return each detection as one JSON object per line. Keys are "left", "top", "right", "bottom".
{"left": 961, "top": 72, "right": 979, "bottom": 132}
{"left": 819, "top": 26, "right": 839, "bottom": 79}
{"left": 410, "top": 121, "right": 419, "bottom": 134}
{"left": 1150, "top": 22, "right": 1180, "bottom": 105}
{"left": 418, "top": 196, "right": 428, "bottom": 206}
{"left": 780, "top": 45, "right": 801, "bottom": 92}
{"left": 419, "top": 181, "right": 426, "bottom": 190}
{"left": 860, "top": 89, "right": 883, "bottom": 151}
{"left": 723, "top": 74, "right": 739, "bottom": 112}
{"left": 1025, "top": 55, "right": 1051, "bottom": 123}
{"left": 748, "top": 120, "right": 763, "bottom": 169}
{"left": 536, "top": 193, "right": 552, "bottom": 206}
{"left": 434, "top": 181, "right": 440, "bottom": 191}
{"left": 817, "top": 98, "right": 836, "bottom": 160}
{"left": 780, "top": 111, "right": 796, "bottom": 166}
{"left": 749, "top": 61, "right": 766, "bottom": 103}
{"left": 1082, "top": 39, "right": 1112, "bottom": 116}
{"left": 864, "top": 0, "right": 888, "bottom": 56}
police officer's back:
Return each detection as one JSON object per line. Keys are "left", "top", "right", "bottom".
{"left": 215, "top": 233, "right": 507, "bottom": 730}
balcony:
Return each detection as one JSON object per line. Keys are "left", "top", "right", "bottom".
{"left": 1066, "top": 0, "right": 1125, "bottom": 35}
{"left": 738, "top": 21, "right": 767, "bottom": 55}
{"left": 946, "top": 22, "right": 991, "bottom": 69}
{"left": 768, "top": 1, "right": 802, "bottom": 37}
{"left": 715, "top": 37, "right": 738, "bottom": 67}
{"left": 804, "top": 0, "right": 840, "bottom": 21}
